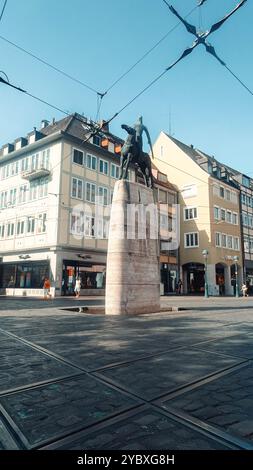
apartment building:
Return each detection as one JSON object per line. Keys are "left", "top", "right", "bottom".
{"left": 152, "top": 166, "right": 179, "bottom": 294}
{"left": 0, "top": 114, "right": 178, "bottom": 297}
{"left": 153, "top": 133, "right": 242, "bottom": 295}
{"left": 0, "top": 114, "right": 131, "bottom": 296}
{"left": 219, "top": 169, "right": 253, "bottom": 291}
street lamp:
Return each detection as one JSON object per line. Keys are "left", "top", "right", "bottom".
{"left": 202, "top": 249, "right": 209, "bottom": 298}
{"left": 233, "top": 255, "right": 239, "bottom": 298}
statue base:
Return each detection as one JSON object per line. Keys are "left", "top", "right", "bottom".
{"left": 105, "top": 180, "right": 160, "bottom": 315}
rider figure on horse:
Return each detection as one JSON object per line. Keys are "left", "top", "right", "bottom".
{"left": 119, "top": 116, "right": 154, "bottom": 188}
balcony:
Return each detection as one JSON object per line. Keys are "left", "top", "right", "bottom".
{"left": 21, "top": 166, "right": 51, "bottom": 181}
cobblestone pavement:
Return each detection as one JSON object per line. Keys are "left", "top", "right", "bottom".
{"left": 0, "top": 299, "right": 253, "bottom": 450}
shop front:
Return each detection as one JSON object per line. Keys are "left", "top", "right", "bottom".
{"left": 182, "top": 262, "right": 205, "bottom": 294}
{"left": 62, "top": 259, "right": 106, "bottom": 295}
{"left": 0, "top": 261, "right": 49, "bottom": 289}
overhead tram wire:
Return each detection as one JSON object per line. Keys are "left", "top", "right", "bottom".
{"left": 0, "top": 34, "right": 103, "bottom": 97}
{"left": 102, "top": 4, "right": 199, "bottom": 96}
{"left": 0, "top": 2, "right": 198, "bottom": 121}
{"left": 0, "top": 0, "right": 7, "bottom": 23}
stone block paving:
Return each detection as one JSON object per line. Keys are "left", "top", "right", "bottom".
{"left": 0, "top": 303, "right": 253, "bottom": 450}
{"left": 0, "top": 375, "right": 140, "bottom": 448}
{"left": 0, "top": 332, "right": 79, "bottom": 394}
{"left": 161, "top": 364, "right": 253, "bottom": 445}
{"left": 49, "top": 409, "right": 230, "bottom": 450}
{"left": 96, "top": 349, "right": 241, "bottom": 400}
{"left": 193, "top": 333, "right": 253, "bottom": 359}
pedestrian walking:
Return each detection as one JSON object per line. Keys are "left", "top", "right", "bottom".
{"left": 177, "top": 279, "right": 183, "bottom": 295}
{"left": 43, "top": 277, "right": 52, "bottom": 300}
{"left": 241, "top": 283, "right": 248, "bottom": 297}
{"left": 74, "top": 277, "right": 82, "bottom": 298}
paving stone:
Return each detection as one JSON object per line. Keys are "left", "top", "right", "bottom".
{"left": 228, "top": 420, "right": 253, "bottom": 437}
{"left": 97, "top": 349, "right": 239, "bottom": 400}
{"left": 0, "top": 375, "right": 139, "bottom": 448}
{"left": 163, "top": 364, "right": 253, "bottom": 444}
{"left": 52, "top": 409, "right": 229, "bottom": 450}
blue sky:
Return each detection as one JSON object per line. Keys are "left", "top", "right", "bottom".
{"left": 0, "top": 0, "right": 252, "bottom": 175}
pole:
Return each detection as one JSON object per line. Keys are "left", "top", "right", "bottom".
{"left": 204, "top": 256, "right": 209, "bottom": 298}
{"left": 235, "top": 260, "right": 239, "bottom": 298}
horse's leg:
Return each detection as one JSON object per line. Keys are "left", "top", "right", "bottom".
{"left": 123, "top": 153, "right": 131, "bottom": 179}
{"left": 119, "top": 154, "right": 125, "bottom": 179}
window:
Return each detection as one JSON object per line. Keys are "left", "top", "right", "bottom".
{"left": 222, "top": 233, "right": 227, "bottom": 248}
{"left": 21, "top": 157, "right": 29, "bottom": 172}
{"left": 249, "top": 238, "right": 253, "bottom": 253}
{"left": 7, "top": 222, "right": 15, "bottom": 237}
{"left": 0, "top": 191, "right": 7, "bottom": 209}
{"left": 215, "top": 232, "right": 221, "bottom": 247}
{"left": 85, "top": 182, "right": 96, "bottom": 203}
{"left": 93, "top": 135, "right": 101, "bottom": 146}
{"left": 71, "top": 177, "right": 83, "bottom": 199}
{"left": 30, "top": 180, "right": 38, "bottom": 201}
{"left": 184, "top": 207, "right": 197, "bottom": 220}
{"left": 227, "top": 235, "right": 233, "bottom": 249}
{"left": 70, "top": 212, "right": 84, "bottom": 236}
{"left": 9, "top": 188, "right": 17, "bottom": 206}
{"left": 221, "top": 209, "right": 226, "bottom": 221}
{"left": 27, "top": 217, "right": 35, "bottom": 234}
{"left": 242, "top": 212, "right": 249, "bottom": 227}
{"left": 242, "top": 176, "right": 250, "bottom": 188}
{"left": 37, "top": 213, "right": 47, "bottom": 233}
{"left": 233, "top": 212, "right": 238, "bottom": 225}
{"left": 19, "top": 185, "right": 28, "bottom": 204}
{"left": 184, "top": 232, "right": 199, "bottom": 248}
{"left": 38, "top": 177, "right": 48, "bottom": 198}
{"left": 157, "top": 189, "right": 166, "bottom": 203}
{"left": 31, "top": 153, "right": 39, "bottom": 171}
{"left": 17, "top": 220, "right": 25, "bottom": 236}
{"left": 86, "top": 154, "right": 97, "bottom": 171}
{"left": 111, "top": 163, "right": 120, "bottom": 179}
{"left": 84, "top": 215, "right": 95, "bottom": 237}
{"left": 226, "top": 189, "right": 231, "bottom": 201}
{"left": 98, "top": 186, "right": 109, "bottom": 205}
{"left": 41, "top": 149, "right": 50, "bottom": 169}
{"left": 99, "top": 159, "right": 108, "bottom": 175}
{"left": 214, "top": 207, "right": 220, "bottom": 220}
{"left": 220, "top": 186, "right": 224, "bottom": 198}
{"left": 0, "top": 224, "right": 5, "bottom": 238}
{"left": 97, "top": 218, "right": 108, "bottom": 239}
{"left": 226, "top": 210, "right": 232, "bottom": 224}
{"left": 234, "top": 237, "right": 240, "bottom": 251}
{"left": 244, "top": 237, "right": 249, "bottom": 253}
{"left": 73, "top": 149, "right": 84, "bottom": 166}
{"left": 241, "top": 193, "right": 246, "bottom": 205}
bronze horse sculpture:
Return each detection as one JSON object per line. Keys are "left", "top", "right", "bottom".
{"left": 119, "top": 117, "right": 154, "bottom": 188}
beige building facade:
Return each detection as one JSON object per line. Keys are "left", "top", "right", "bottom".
{"left": 0, "top": 114, "right": 131, "bottom": 296}
{"left": 153, "top": 133, "right": 243, "bottom": 295}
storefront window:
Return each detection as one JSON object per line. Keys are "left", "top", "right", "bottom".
{"left": 0, "top": 262, "right": 49, "bottom": 288}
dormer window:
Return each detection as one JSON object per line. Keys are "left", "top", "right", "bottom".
{"left": 93, "top": 135, "right": 101, "bottom": 146}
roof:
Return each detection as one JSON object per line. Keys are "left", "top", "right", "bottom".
{"left": 163, "top": 132, "right": 239, "bottom": 189}
{"left": 41, "top": 113, "right": 124, "bottom": 145}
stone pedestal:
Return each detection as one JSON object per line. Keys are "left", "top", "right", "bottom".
{"left": 105, "top": 180, "right": 160, "bottom": 315}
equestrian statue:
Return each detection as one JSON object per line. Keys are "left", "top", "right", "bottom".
{"left": 119, "top": 116, "right": 154, "bottom": 188}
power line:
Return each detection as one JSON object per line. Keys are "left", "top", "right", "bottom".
{"left": 104, "top": 4, "right": 198, "bottom": 95}
{"left": 0, "top": 0, "right": 7, "bottom": 23}
{"left": 0, "top": 34, "right": 103, "bottom": 96}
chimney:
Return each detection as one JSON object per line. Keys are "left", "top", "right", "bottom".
{"left": 41, "top": 119, "right": 49, "bottom": 129}
{"left": 100, "top": 120, "right": 109, "bottom": 132}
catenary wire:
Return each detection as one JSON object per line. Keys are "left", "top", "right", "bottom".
{"left": 0, "top": 0, "right": 7, "bottom": 23}
{"left": 104, "top": 4, "right": 198, "bottom": 94}
{"left": 0, "top": 34, "right": 102, "bottom": 95}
